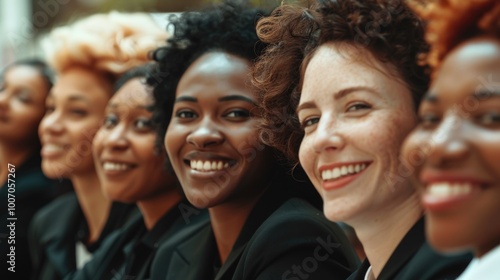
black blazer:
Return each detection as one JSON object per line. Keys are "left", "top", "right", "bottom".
{"left": 29, "top": 193, "right": 136, "bottom": 280}
{"left": 65, "top": 201, "right": 210, "bottom": 280}
{"left": 347, "top": 218, "right": 472, "bottom": 280}
{"left": 0, "top": 155, "right": 56, "bottom": 280}
{"left": 151, "top": 173, "right": 360, "bottom": 280}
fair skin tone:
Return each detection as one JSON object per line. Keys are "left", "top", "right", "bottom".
{"left": 93, "top": 78, "right": 182, "bottom": 230}
{"left": 0, "top": 65, "right": 49, "bottom": 183}
{"left": 402, "top": 37, "right": 500, "bottom": 258}
{"left": 297, "top": 43, "right": 422, "bottom": 277}
{"left": 165, "top": 52, "right": 275, "bottom": 264}
{"left": 39, "top": 66, "right": 112, "bottom": 243}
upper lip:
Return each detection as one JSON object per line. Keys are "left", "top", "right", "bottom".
{"left": 318, "top": 161, "right": 372, "bottom": 172}
{"left": 419, "top": 169, "right": 489, "bottom": 186}
{"left": 41, "top": 140, "right": 68, "bottom": 147}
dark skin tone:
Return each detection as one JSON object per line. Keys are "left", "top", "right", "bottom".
{"left": 402, "top": 36, "right": 500, "bottom": 258}
{"left": 165, "top": 52, "right": 276, "bottom": 264}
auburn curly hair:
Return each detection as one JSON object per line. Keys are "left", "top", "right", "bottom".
{"left": 413, "top": 0, "right": 500, "bottom": 70}
{"left": 148, "top": 0, "right": 268, "bottom": 149}
{"left": 254, "top": 0, "right": 429, "bottom": 163}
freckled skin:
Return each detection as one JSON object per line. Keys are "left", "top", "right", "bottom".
{"left": 298, "top": 43, "right": 419, "bottom": 224}
{"left": 402, "top": 37, "right": 500, "bottom": 257}
{"left": 165, "top": 52, "right": 275, "bottom": 209}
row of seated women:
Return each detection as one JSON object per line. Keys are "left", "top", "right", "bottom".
{"left": 0, "top": 0, "right": 498, "bottom": 279}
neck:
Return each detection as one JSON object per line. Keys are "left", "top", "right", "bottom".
{"left": 0, "top": 141, "right": 35, "bottom": 184}
{"left": 137, "top": 187, "right": 183, "bottom": 230}
{"left": 350, "top": 192, "right": 422, "bottom": 278}
{"left": 71, "top": 172, "right": 112, "bottom": 244}
{"left": 209, "top": 192, "right": 265, "bottom": 265}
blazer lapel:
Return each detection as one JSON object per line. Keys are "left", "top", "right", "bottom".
{"left": 377, "top": 218, "right": 425, "bottom": 280}
{"left": 167, "top": 225, "right": 215, "bottom": 280}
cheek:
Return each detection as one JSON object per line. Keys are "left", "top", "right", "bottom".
{"left": 92, "top": 131, "right": 105, "bottom": 157}
{"left": 299, "top": 139, "right": 315, "bottom": 176}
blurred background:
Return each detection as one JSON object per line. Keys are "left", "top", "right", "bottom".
{"left": 0, "top": 0, "right": 288, "bottom": 67}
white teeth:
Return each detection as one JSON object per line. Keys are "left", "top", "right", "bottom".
{"left": 103, "top": 162, "right": 131, "bottom": 171}
{"left": 44, "top": 144, "right": 65, "bottom": 152}
{"left": 427, "top": 182, "right": 473, "bottom": 198}
{"left": 190, "top": 160, "right": 231, "bottom": 172}
{"left": 321, "top": 163, "right": 368, "bottom": 181}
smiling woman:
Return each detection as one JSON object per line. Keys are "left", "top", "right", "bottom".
{"left": 253, "top": 0, "right": 471, "bottom": 279}
{"left": 0, "top": 59, "right": 56, "bottom": 280}
{"left": 29, "top": 12, "right": 167, "bottom": 280}
{"left": 402, "top": 0, "right": 500, "bottom": 279}
{"left": 148, "top": 1, "right": 359, "bottom": 279}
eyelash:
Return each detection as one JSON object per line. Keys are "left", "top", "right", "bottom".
{"left": 301, "top": 117, "right": 319, "bottom": 129}
{"left": 346, "top": 102, "right": 371, "bottom": 112}
{"left": 176, "top": 110, "right": 197, "bottom": 119}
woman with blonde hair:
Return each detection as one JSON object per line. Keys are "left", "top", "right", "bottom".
{"left": 29, "top": 12, "right": 167, "bottom": 280}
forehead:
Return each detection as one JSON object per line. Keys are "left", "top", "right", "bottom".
{"left": 177, "top": 51, "right": 253, "bottom": 97}
{"left": 51, "top": 67, "right": 112, "bottom": 100}
{"left": 433, "top": 38, "right": 500, "bottom": 94}
{"left": 111, "top": 78, "right": 152, "bottom": 106}
{"left": 4, "top": 65, "right": 41, "bottom": 81}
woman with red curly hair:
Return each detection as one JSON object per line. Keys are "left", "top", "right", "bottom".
{"left": 402, "top": 0, "right": 500, "bottom": 279}
{"left": 254, "top": 0, "right": 471, "bottom": 279}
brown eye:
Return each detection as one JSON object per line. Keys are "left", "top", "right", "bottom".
{"left": 477, "top": 112, "right": 500, "bottom": 127}
{"left": 418, "top": 113, "right": 440, "bottom": 129}
{"left": 346, "top": 103, "right": 371, "bottom": 112}
{"left": 103, "top": 114, "right": 118, "bottom": 129}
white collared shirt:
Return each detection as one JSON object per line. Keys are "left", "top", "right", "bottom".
{"left": 458, "top": 244, "right": 500, "bottom": 280}
{"left": 364, "top": 266, "right": 376, "bottom": 280}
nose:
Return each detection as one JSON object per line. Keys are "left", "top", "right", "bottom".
{"left": 39, "top": 110, "right": 64, "bottom": 135}
{"left": 311, "top": 114, "right": 345, "bottom": 153}
{"left": 427, "top": 113, "right": 469, "bottom": 166}
{"left": 102, "top": 124, "right": 129, "bottom": 150}
{"left": 186, "top": 116, "right": 224, "bottom": 149}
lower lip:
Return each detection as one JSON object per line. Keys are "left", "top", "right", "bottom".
{"left": 321, "top": 169, "right": 366, "bottom": 191}
{"left": 421, "top": 187, "right": 481, "bottom": 212}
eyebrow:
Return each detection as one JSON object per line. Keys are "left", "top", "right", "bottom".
{"left": 296, "top": 86, "right": 380, "bottom": 113}
{"left": 174, "top": 95, "right": 256, "bottom": 105}
{"left": 108, "top": 103, "right": 152, "bottom": 111}
{"left": 473, "top": 89, "right": 500, "bottom": 100}
{"left": 175, "top": 96, "right": 197, "bottom": 103}
{"left": 218, "top": 95, "right": 256, "bottom": 105}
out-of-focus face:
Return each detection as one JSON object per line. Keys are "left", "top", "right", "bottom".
{"left": 165, "top": 52, "right": 273, "bottom": 208}
{"left": 0, "top": 65, "right": 49, "bottom": 143}
{"left": 298, "top": 43, "right": 419, "bottom": 223}
{"left": 39, "top": 67, "right": 111, "bottom": 179}
{"left": 402, "top": 37, "right": 500, "bottom": 257}
{"left": 93, "top": 78, "right": 176, "bottom": 202}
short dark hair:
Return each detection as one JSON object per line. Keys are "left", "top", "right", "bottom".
{"left": 3, "top": 58, "right": 54, "bottom": 89}
{"left": 148, "top": 0, "right": 269, "bottom": 150}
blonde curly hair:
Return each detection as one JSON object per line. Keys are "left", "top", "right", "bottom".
{"left": 413, "top": 0, "right": 500, "bottom": 70}
{"left": 42, "top": 11, "right": 167, "bottom": 81}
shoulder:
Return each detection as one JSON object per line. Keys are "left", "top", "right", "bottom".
{"left": 236, "top": 198, "right": 359, "bottom": 280}
{"left": 396, "top": 242, "right": 472, "bottom": 280}
{"left": 30, "top": 193, "right": 79, "bottom": 239}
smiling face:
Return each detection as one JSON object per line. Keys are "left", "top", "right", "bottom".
{"left": 0, "top": 65, "right": 49, "bottom": 144}
{"left": 297, "top": 43, "right": 419, "bottom": 223}
{"left": 165, "top": 52, "right": 274, "bottom": 208}
{"left": 401, "top": 37, "right": 500, "bottom": 257}
{"left": 39, "top": 66, "right": 112, "bottom": 179}
{"left": 93, "top": 78, "right": 176, "bottom": 202}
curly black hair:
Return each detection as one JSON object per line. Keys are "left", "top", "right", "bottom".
{"left": 148, "top": 0, "right": 269, "bottom": 149}
{"left": 254, "top": 0, "right": 429, "bottom": 163}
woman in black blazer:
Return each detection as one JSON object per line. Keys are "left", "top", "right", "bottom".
{"left": 64, "top": 64, "right": 210, "bottom": 280}
{"left": 148, "top": 1, "right": 360, "bottom": 279}
{"left": 402, "top": 1, "right": 500, "bottom": 279}
{"left": 253, "top": 0, "right": 471, "bottom": 279}
{"left": 29, "top": 12, "right": 166, "bottom": 280}
{"left": 0, "top": 59, "right": 56, "bottom": 279}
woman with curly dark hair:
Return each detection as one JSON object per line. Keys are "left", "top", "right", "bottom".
{"left": 148, "top": 1, "right": 359, "bottom": 279}
{"left": 254, "top": 0, "right": 471, "bottom": 279}
{"left": 402, "top": 1, "right": 500, "bottom": 279}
